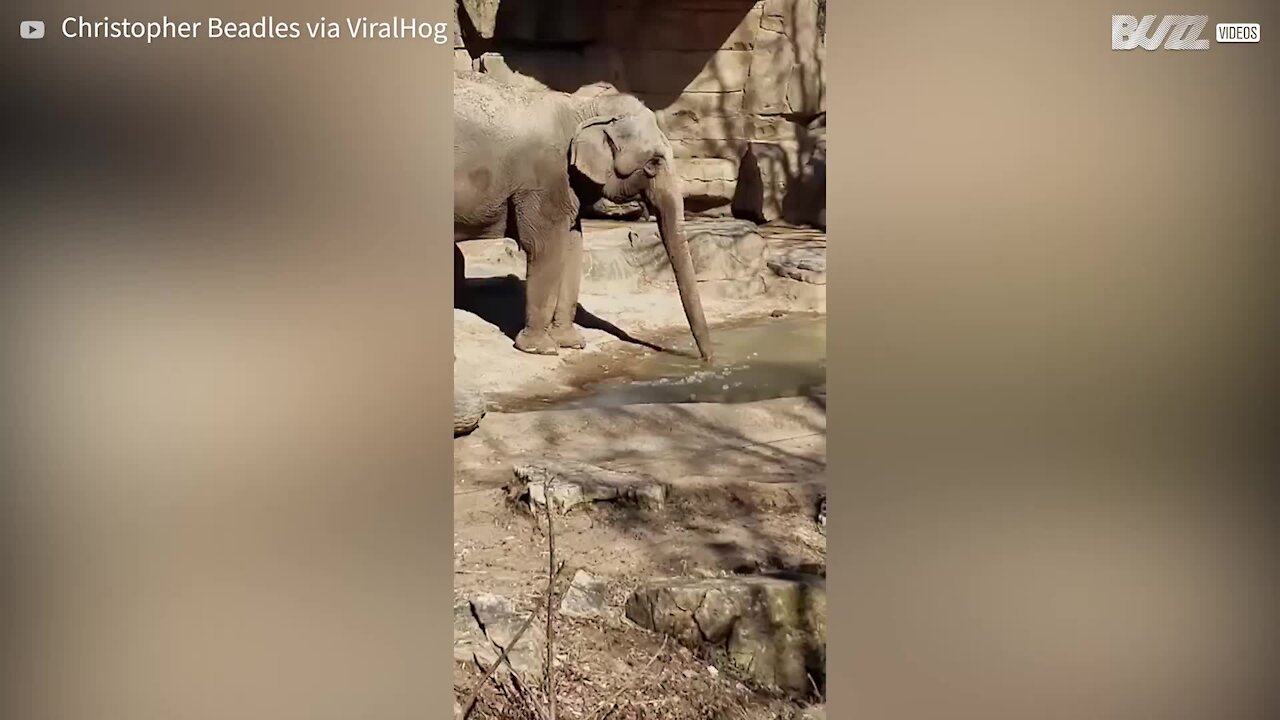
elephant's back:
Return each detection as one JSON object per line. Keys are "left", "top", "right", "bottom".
{"left": 455, "top": 72, "right": 566, "bottom": 138}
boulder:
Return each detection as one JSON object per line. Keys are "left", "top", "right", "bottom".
{"left": 625, "top": 574, "right": 826, "bottom": 695}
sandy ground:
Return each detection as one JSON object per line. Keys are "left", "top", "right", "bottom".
{"left": 454, "top": 221, "right": 827, "bottom": 719}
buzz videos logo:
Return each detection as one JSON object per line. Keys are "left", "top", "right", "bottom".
{"left": 1112, "top": 15, "right": 1210, "bottom": 50}
{"left": 1112, "top": 15, "right": 1261, "bottom": 50}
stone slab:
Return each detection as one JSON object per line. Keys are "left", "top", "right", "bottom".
{"left": 454, "top": 594, "right": 546, "bottom": 679}
{"left": 509, "top": 460, "right": 667, "bottom": 515}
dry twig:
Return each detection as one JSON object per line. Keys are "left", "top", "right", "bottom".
{"left": 544, "top": 478, "right": 559, "bottom": 720}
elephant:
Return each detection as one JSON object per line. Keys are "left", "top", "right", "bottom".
{"left": 453, "top": 71, "right": 713, "bottom": 362}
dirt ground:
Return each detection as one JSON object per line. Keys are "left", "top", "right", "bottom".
{"left": 454, "top": 221, "right": 827, "bottom": 719}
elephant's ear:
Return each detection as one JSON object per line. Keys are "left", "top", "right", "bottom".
{"left": 570, "top": 116, "right": 619, "bottom": 187}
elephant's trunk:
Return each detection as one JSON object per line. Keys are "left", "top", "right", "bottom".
{"left": 646, "top": 166, "right": 713, "bottom": 362}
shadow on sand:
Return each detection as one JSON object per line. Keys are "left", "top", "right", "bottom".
{"left": 455, "top": 271, "right": 699, "bottom": 358}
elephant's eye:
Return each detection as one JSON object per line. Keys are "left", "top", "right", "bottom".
{"left": 643, "top": 155, "right": 663, "bottom": 178}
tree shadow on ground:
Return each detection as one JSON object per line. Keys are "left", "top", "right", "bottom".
{"left": 454, "top": 361, "right": 830, "bottom": 701}
{"left": 476, "top": 397, "right": 827, "bottom": 565}
{"left": 523, "top": 399, "right": 829, "bottom": 699}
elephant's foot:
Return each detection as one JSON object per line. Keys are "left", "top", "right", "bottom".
{"left": 514, "top": 328, "right": 560, "bottom": 355}
{"left": 550, "top": 324, "right": 586, "bottom": 349}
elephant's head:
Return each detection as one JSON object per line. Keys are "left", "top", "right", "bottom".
{"left": 568, "top": 91, "right": 713, "bottom": 362}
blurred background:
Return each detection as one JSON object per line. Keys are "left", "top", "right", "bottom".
{"left": 3, "top": 1, "right": 455, "bottom": 719}
{"left": 2, "top": 1, "right": 1277, "bottom": 719}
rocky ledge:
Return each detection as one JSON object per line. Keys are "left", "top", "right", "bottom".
{"left": 625, "top": 573, "right": 826, "bottom": 696}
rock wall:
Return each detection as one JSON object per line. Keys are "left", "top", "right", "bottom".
{"left": 455, "top": 0, "right": 826, "bottom": 226}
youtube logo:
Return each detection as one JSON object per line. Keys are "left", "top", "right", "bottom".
{"left": 20, "top": 20, "right": 45, "bottom": 40}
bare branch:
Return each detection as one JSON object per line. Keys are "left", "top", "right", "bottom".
{"left": 544, "top": 478, "right": 558, "bottom": 720}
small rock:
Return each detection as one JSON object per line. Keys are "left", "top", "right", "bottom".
{"left": 509, "top": 460, "right": 667, "bottom": 516}
{"left": 816, "top": 495, "right": 826, "bottom": 531}
{"left": 559, "top": 570, "right": 611, "bottom": 619}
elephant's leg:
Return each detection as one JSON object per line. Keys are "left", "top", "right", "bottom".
{"left": 453, "top": 244, "right": 467, "bottom": 307}
{"left": 512, "top": 202, "right": 564, "bottom": 356}
{"left": 550, "top": 226, "right": 586, "bottom": 349}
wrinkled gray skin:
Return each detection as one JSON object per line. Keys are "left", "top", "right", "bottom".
{"left": 453, "top": 72, "right": 713, "bottom": 361}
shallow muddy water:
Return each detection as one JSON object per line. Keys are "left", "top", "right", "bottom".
{"left": 532, "top": 314, "right": 826, "bottom": 410}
